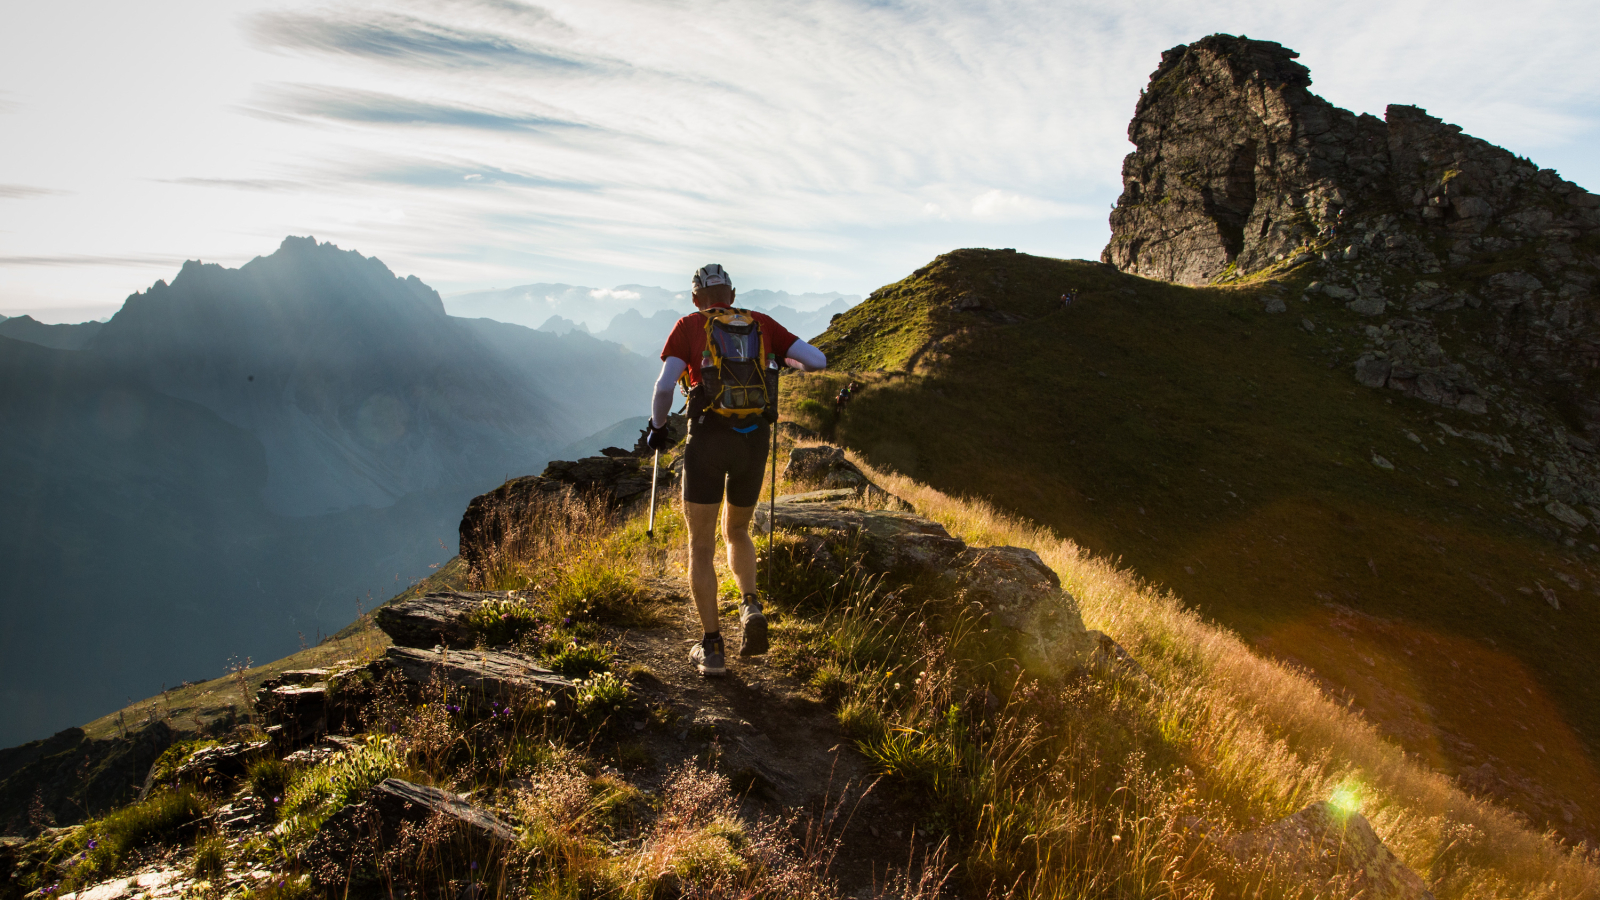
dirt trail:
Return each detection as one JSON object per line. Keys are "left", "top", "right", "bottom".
{"left": 610, "top": 581, "right": 932, "bottom": 895}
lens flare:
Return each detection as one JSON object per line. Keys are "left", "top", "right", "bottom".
{"left": 1329, "top": 780, "right": 1362, "bottom": 816}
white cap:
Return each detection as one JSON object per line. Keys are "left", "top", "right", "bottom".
{"left": 693, "top": 263, "right": 732, "bottom": 290}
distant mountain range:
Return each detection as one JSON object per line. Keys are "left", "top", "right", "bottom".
{"left": 445, "top": 283, "right": 857, "bottom": 355}
{"left": 0, "top": 315, "right": 104, "bottom": 350}
{"left": 0, "top": 237, "right": 657, "bottom": 746}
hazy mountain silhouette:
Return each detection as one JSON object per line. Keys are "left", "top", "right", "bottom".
{"left": 0, "top": 237, "right": 655, "bottom": 746}
{"left": 0, "top": 315, "right": 104, "bottom": 350}
{"left": 446, "top": 283, "right": 857, "bottom": 353}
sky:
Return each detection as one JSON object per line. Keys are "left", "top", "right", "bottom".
{"left": 2, "top": 0, "right": 1598, "bottom": 323}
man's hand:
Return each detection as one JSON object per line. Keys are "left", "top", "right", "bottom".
{"left": 645, "top": 421, "right": 677, "bottom": 451}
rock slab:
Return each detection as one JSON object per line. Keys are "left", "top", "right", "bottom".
{"left": 375, "top": 591, "right": 522, "bottom": 649}
{"left": 384, "top": 647, "right": 573, "bottom": 710}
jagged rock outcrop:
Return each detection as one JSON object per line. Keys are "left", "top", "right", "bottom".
{"left": 1103, "top": 33, "right": 1600, "bottom": 528}
{"left": 1221, "top": 801, "right": 1434, "bottom": 899}
{"left": 1103, "top": 34, "right": 1598, "bottom": 288}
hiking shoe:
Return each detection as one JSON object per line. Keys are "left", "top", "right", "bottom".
{"left": 691, "top": 634, "right": 727, "bottom": 676}
{"left": 739, "top": 595, "right": 769, "bottom": 657}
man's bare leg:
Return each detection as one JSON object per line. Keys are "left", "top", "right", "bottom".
{"left": 684, "top": 500, "right": 725, "bottom": 635}
{"left": 723, "top": 503, "right": 759, "bottom": 597}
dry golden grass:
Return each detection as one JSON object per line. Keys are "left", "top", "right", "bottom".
{"left": 854, "top": 454, "right": 1600, "bottom": 899}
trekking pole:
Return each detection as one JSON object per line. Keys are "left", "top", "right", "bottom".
{"left": 647, "top": 450, "right": 660, "bottom": 539}
{"left": 767, "top": 377, "right": 778, "bottom": 600}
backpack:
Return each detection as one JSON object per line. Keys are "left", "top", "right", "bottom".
{"left": 683, "top": 307, "right": 779, "bottom": 429}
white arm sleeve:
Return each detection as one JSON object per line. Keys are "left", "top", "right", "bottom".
{"left": 651, "top": 357, "right": 687, "bottom": 428}
{"left": 785, "top": 339, "right": 827, "bottom": 372}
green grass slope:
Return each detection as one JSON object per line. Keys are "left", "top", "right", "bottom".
{"left": 807, "top": 248, "right": 1600, "bottom": 840}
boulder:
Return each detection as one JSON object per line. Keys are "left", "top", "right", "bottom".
{"left": 754, "top": 501, "right": 966, "bottom": 580}
{"left": 948, "top": 546, "right": 1100, "bottom": 673}
{"left": 781, "top": 445, "right": 912, "bottom": 509}
{"left": 255, "top": 664, "right": 377, "bottom": 748}
{"left": 949, "top": 546, "right": 1061, "bottom": 631}
{"left": 784, "top": 445, "right": 868, "bottom": 488}
{"left": 1545, "top": 500, "right": 1589, "bottom": 531}
{"left": 1221, "top": 801, "right": 1434, "bottom": 900}
{"left": 384, "top": 647, "right": 574, "bottom": 712}
{"left": 1354, "top": 354, "right": 1391, "bottom": 389}
{"left": 256, "top": 684, "right": 329, "bottom": 748}
{"left": 1348, "top": 294, "right": 1387, "bottom": 316}
{"left": 375, "top": 591, "right": 518, "bottom": 649}
{"left": 306, "top": 778, "right": 517, "bottom": 888}
{"left": 758, "top": 503, "right": 1103, "bottom": 674}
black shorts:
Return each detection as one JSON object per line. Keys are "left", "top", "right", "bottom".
{"left": 682, "top": 422, "right": 770, "bottom": 507}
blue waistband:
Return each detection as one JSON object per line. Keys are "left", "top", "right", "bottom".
{"left": 730, "top": 423, "right": 761, "bottom": 434}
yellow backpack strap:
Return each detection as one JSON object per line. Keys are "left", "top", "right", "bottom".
{"left": 700, "top": 308, "right": 721, "bottom": 364}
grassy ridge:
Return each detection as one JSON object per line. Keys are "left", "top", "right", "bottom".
{"left": 848, "top": 453, "right": 1599, "bottom": 897}
{"left": 806, "top": 248, "right": 1600, "bottom": 839}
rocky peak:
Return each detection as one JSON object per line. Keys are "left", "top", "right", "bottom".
{"left": 1102, "top": 34, "right": 1599, "bottom": 288}
{"left": 1102, "top": 35, "right": 1600, "bottom": 536}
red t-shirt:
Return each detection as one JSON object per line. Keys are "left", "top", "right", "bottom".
{"left": 660, "top": 306, "right": 800, "bottom": 388}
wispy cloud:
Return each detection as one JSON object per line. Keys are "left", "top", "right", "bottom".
{"left": 0, "top": 185, "right": 65, "bottom": 199}
{"left": 252, "top": 10, "right": 610, "bottom": 74}
{"left": 260, "top": 85, "right": 596, "bottom": 133}
{"left": 0, "top": 254, "right": 172, "bottom": 267}
{"left": 158, "top": 177, "right": 302, "bottom": 191}
{"left": 353, "top": 159, "right": 600, "bottom": 192}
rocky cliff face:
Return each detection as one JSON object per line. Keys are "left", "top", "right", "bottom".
{"left": 1104, "top": 35, "right": 1599, "bottom": 288}
{"left": 1104, "top": 34, "right": 1600, "bottom": 528}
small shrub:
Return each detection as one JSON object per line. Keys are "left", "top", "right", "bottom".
{"left": 61, "top": 786, "right": 210, "bottom": 887}
{"left": 809, "top": 664, "right": 851, "bottom": 707}
{"left": 863, "top": 729, "right": 957, "bottom": 792}
{"left": 548, "top": 557, "right": 651, "bottom": 627}
{"left": 463, "top": 595, "right": 544, "bottom": 646}
{"left": 792, "top": 397, "right": 836, "bottom": 432}
{"left": 667, "top": 817, "right": 748, "bottom": 883}
{"left": 246, "top": 757, "right": 294, "bottom": 820}
{"left": 191, "top": 833, "right": 227, "bottom": 880}
{"left": 574, "top": 672, "right": 630, "bottom": 724}
{"left": 145, "top": 739, "right": 220, "bottom": 787}
{"left": 547, "top": 640, "right": 612, "bottom": 678}
{"left": 836, "top": 699, "right": 886, "bottom": 744}
{"left": 279, "top": 736, "right": 402, "bottom": 837}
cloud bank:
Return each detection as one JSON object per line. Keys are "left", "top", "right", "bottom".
{"left": 2, "top": 0, "right": 1597, "bottom": 319}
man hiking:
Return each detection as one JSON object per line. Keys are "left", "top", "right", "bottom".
{"left": 645, "top": 264, "right": 828, "bottom": 676}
